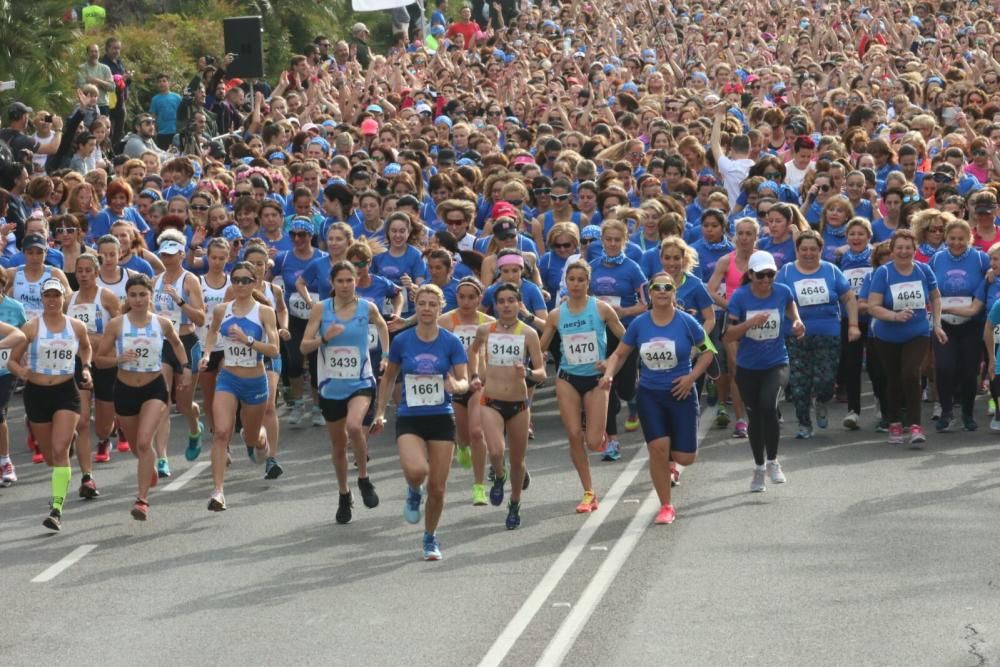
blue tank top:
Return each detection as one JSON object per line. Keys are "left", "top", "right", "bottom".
{"left": 558, "top": 296, "right": 607, "bottom": 377}
{"left": 29, "top": 316, "right": 79, "bottom": 377}
{"left": 318, "top": 297, "right": 375, "bottom": 399}
{"left": 13, "top": 266, "right": 52, "bottom": 319}
{"left": 218, "top": 301, "right": 265, "bottom": 369}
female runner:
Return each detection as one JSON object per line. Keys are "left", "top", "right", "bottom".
{"left": 95, "top": 275, "right": 190, "bottom": 520}
{"left": 196, "top": 238, "right": 232, "bottom": 445}
{"left": 0, "top": 275, "right": 27, "bottom": 486}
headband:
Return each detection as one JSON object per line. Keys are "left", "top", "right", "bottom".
{"left": 496, "top": 254, "right": 525, "bottom": 269}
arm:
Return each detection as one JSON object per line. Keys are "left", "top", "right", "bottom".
{"left": 467, "top": 324, "right": 488, "bottom": 384}
{"left": 180, "top": 274, "right": 206, "bottom": 326}
{"left": 710, "top": 104, "right": 726, "bottom": 163}
{"left": 672, "top": 347, "right": 715, "bottom": 400}
{"left": 94, "top": 317, "right": 120, "bottom": 367}
{"left": 840, "top": 291, "right": 860, "bottom": 340}
{"left": 538, "top": 309, "right": 559, "bottom": 351}
{"left": 198, "top": 304, "right": 225, "bottom": 364}
{"left": 598, "top": 340, "right": 634, "bottom": 386}
{"left": 929, "top": 289, "right": 947, "bottom": 343}
{"left": 299, "top": 301, "right": 327, "bottom": 355}
{"left": 370, "top": 302, "right": 389, "bottom": 372}
{"left": 597, "top": 300, "right": 626, "bottom": 339}
{"left": 521, "top": 329, "right": 547, "bottom": 385}
{"left": 700, "top": 307, "right": 716, "bottom": 335}
{"left": 706, "top": 256, "right": 729, "bottom": 309}
{"left": 6, "top": 321, "right": 33, "bottom": 381}
{"left": 252, "top": 306, "right": 281, "bottom": 359}
{"left": 371, "top": 359, "right": 400, "bottom": 429}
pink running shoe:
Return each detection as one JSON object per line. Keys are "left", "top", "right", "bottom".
{"left": 888, "top": 423, "right": 905, "bottom": 445}
{"left": 654, "top": 504, "right": 676, "bottom": 525}
{"left": 909, "top": 424, "right": 926, "bottom": 444}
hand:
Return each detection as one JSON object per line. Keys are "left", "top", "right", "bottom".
{"left": 791, "top": 319, "right": 806, "bottom": 339}
{"left": 198, "top": 356, "right": 209, "bottom": 372}
{"left": 78, "top": 369, "right": 93, "bottom": 391}
{"left": 671, "top": 373, "right": 696, "bottom": 400}
{"left": 400, "top": 273, "right": 413, "bottom": 288}
{"left": 177, "top": 368, "right": 192, "bottom": 390}
{"left": 369, "top": 415, "right": 385, "bottom": 435}
{"left": 470, "top": 375, "right": 483, "bottom": 392}
{"left": 387, "top": 317, "right": 408, "bottom": 332}
{"left": 444, "top": 372, "right": 459, "bottom": 394}
{"left": 598, "top": 374, "right": 614, "bottom": 390}
{"left": 934, "top": 326, "right": 948, "bottom": 345}
{"left": 227, "top": 323, "right": 247, "bottom": 344}
{"left": 847, "top": 324, "right": 861, "bottom": 342}
{"left": 278, "top": 328, "right": 291, "bottom": 342}
{"left": 118, "top": 350, "right": 137, "bottom": 364}
{"left": 895, "top": 309, "right": 914, "bottom": 323}
{"left": 379, "top": 358, "right": 387, "bottom": 374}
{"left": 162, "top": 284, "right": 180, "bottom": 304}
{"left": 748, "top": 312, "right": 771, "bottom": 327}
{"left": 322, "top": 322, "right": 344, "bottom": 341}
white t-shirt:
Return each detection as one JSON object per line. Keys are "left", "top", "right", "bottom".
{"left": 784, "top": 160, "right": 813, "bottom": 191}
{"left": 717, "top": 155, "right": 755, "bottom": 203}
{"left": 31, "top": 132, "right": 59, "bottom": 171}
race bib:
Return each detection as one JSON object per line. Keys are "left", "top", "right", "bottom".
{"left": 993, "top": 324, "right": 1000, "bottom": 351}
{"left": 122, "top": 335, "right": 161, "bottom": 372}
{"left": 941, "top": 295, "right": 973, "bottom": 325}
{"left": 69, "top": 303, "right": 98, "bottom": 333}
{"left": 745, "top": 309, "right": 781, "bottom": 341}
{"left": 843, "top": 267, "right": 871, "bottom": 292}
{"left": 288, "top": 292, "right": 317, "bottom": 319}
{"left": 367, "top": 323, "right": 379, "bottom": 350}
{"left": 639, "top": 339, "right": 677, "bottom": 370}
{"left": 0, "top": 347, "right": 11, "bottom": 371}
{"left": 382, "top": 296, "right": 395, "bottom": 316}
{"left": 487, "top": 333, "right": 525, "bottom": 367}
{"left": 890, "top": 281, "right": 925, "bottom": 311}
{"left": 320, "top": 345, "right": 361, "bottom": 379}
{"left": 37, "top": 337, "right": 75, "bottom": 374}
{"left": 224, "top": 338, "right": 258, "bottom": 368}
{"left": 562, "top": 331, "right": 599, "bottom": 365}
{"left": 597, "top": 295, "right": 622, "bottom": 308}
{"left": 404, "top": 373, "right": 444, "bottom": 407}
{"left": 794, "top": 278, "right": 830, "bottom": 307}
{"left": 454, "top": 325, "right": 478, "bottom": 351}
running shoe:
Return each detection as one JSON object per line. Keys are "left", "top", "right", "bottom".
{"left": 207, "top": 490, "right": 226, "bottom": 512}
{"left": 156, "top": 458, "right": 171, "bottom": 478}
{"left": 842, "top": 411, "right": 860, "bottom": 431}
{"left": 130, "top": 499, "right": 149, "bottom": 521}
{"left": 624, "top": 410, "right": 640, "bottom": 432}
{"left": 403, "top": 485, "right": 423, "bottom": 524}
{"left": 990, "top": 399, "right": 997, "bottom": 417}
{"left": 706, "top": 379, "right": 718, "bottom": 406}
{"left": 575, "top": 490, "right": 598, "bottom": 513}
{"left": 795, "top": 426, "right": 812, "bottom": 439}
{"left": 522, "top": 468, "right": 531, "bottom": 490}
{"left": 888, "top": 423, "right": 905, "bottom": 445}
{"left": 815, "top": 402, "right": 828, "bottom": 429}
{"left": 669, "top": 462, "right": 681, "bottom": 487}
{"left": 422, "top": 531, "right": 442, "bottom": 561}
{"left": 94, "top": 439, "right": 111, "bottom": 463}
{"left": 43, "top": 509, "right": 62, "bottom": 532}
{"left": 311, "top": 407, "right": 324, "bottom": 427}
{"left": 931, "top": 402, "right": 943, "bottom": 421}
{"left": 654, "top": 504, "right": 676, "bottom": 525}
{"left": 29, "top": 428, "right": 43, "bottom": 464}
{"left": 876, "top": 418, "right": 890, "bottom": 433}
{"left": 288, "top": 404, "right": 306, "bottom": 429}
{"left": 472, "top": 483, "right": 487, "bottom": 506}
{"left": 766, "top": 460, "right": 786, "bottom": 484}
{"left": 750, "top": 468, "right": 766, "bottom": 493}
{"left": 732, "top": 420, "right": 748, "bottom": 439}
{"left": 528, "top": 421, "right": 535, "bottom": 440}
{"left": 991, "top": 416, "right": 1000, "bottom": 432}
{"left": 185, "top": 421, "right": 203, "bottom": 462}
{"left": 505, "top": 501, "right": 521, "bottom": 530}
{"left": 935, "top": 414, "right": 956, "bottom": 433}
{"left": 246, "top": 445, "right": 256, "bottom": 463}
{"left": 909, "top": 425, "right": 927, "bottom": 444}
{"left": 116, "top": 425, "right": 131, "bottom": 453}
{"left": 715, "top": 406, "right": 730, "bottom": 429}
{"left": 358, "top": 476, "right": 379, "bottom": 508}
{"left": 275, "top": 401, "right": 291, "bottom": 418}
{"left": 602, "top": 439, "right": 621, "bottom": 461}
{"left": 336, "top": 491, "right": 354, "bottom": 524}
{"left": 1, "top": 460, "right": 17, "bottom": 484}
{"left": 455, "top": 445, "right": 472, "bottom": 469}
{"left": 264, "top": 457, "right": 283, "bottom": 479}
{"left": 489, "top": 473, "right": 505, "bottom": 506}
{"left": 963, "top": 415, "right": 978, "bottom": 432}
{"left": 79, "top": 477, "right": 100, "bottom": 499}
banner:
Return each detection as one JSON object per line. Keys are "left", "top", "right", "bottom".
{"left": 351, "top": 0, "right": 411, "bottom": 10}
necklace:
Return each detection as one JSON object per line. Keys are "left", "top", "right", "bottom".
{"left": 499, "top": 319, "right": 517, "bottom": 330}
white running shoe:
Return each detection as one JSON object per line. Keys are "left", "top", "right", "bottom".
{"left": 311, "top": 408, "right": 324, "bottom": 427}
{"left": 750, "top": 468, "right": 766, "bottom": 493}
{"left": 842, "top": 411, "right": 860, "bottom": 430}
{"left": 0, "top": 460, "right": 16, "bottom": 484}
{"left": 990, "top": 417, "right": 1000, "bottom": 433}
{"left": 287, "top": 404, "right": 305, "bottom": 429}
{"left": 766, "top": 460, "right": 786, "bottom": 484}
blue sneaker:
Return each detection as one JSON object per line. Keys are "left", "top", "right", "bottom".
{"left": 185, "top": 421, "right": 204, "bottom": 462}
{"left": 815, "top": 403, "right": 828, "bottom": 429}
{"left": 602, "top": 439, "right": 621, "bottom": 461}
{"left": 156, "top": 457, "right": 171, "bottom": 478}
{"left": 422, "top": 531, "right": 442, "bottom": 560}
{"left": 505, "top": 501, "right": 521, "bottom": 530}
{"left": 403, "top": 486, "right": 423, "bottom": 524}
{"left": 489, "top": 473, "right": 505, "bottom": 506}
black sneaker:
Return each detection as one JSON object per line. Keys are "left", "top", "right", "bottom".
{"left": 43, "top": 509, "right": 62, "bottom": 532}
{"left": 357, "top": 477, "right": 379, "bottom": 508}
{"left": 264, "top": 457, "right": 283, "bottom": 480}
{"left": 336, "top": 492, "right": 354, "bottom": 524}
{"left": 522, "top": 468, "right": 531, "bottom": 491}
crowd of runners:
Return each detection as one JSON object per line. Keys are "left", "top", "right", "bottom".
{"left": 2, "top": 0, "right": 1000, "bottom": 560}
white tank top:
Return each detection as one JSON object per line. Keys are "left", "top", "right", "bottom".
{"left": 117, "top": 314, "right": 164, "bottom": 373}
{"left": 96, "top": 267, "right": 132, "bottom": 304}
{"left": 67, "top": 289, "right": 112, "bottom": 335}
{"left": 200, "top": 273, "right": 231, "bottom": 352}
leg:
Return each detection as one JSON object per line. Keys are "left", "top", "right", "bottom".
{"left": 481, "top": 401, "right": 507, "bottom": 475}
{"left": 76, "top": 389, "right": 93, "bottom": 476}
{"left": 325, "top": 419, "right": 351, "bottom": 495}
{"left": 344, "top": 395, "right": 373, "bottom": 480}
{"left": 264, "top": 371, "right": 280, "bottom": 457}
{"left": 210, "top": 390, "right": 238, "bottom": 492}
{"left": 786, "top": 336, "right": 813, "bottom": 428}
{"left": 759, "top": 365, "right": 789, "bottom": 461}
{"left": 506, "top": 408, "right": 530, "bottom": 503}
{"left": 843, "top": 322, "right": 865, "bottom": 415}
{"left": 199, "top": 367, "right": 219, "bottom": 434}
{"left": 556, "top": 379, "right": 592, "bottom": 492}
{"left": 902, "top": 337, "right": 930, "bottom": 426}
{"left": 467, "top": 396, "right": 487, "bottom": 486}
{"left": 424, "top": 440, "right": 454, "bottom": 533}
{"left": 397, "top": 435, "right": 430, "bottom": 489}
{"left": 933, "top": 330, "right": 957, "bottom": 418}
{"left": 647, "top": 437, "right": 673, "bottom": 506}
{"left": 154, "top": 363, "right": 174, "bottom": 459}
{"left": 957, "top": 322, "right": 983, "bottom": 420}
{"left": 876, "top": 340, "right": 904, "bottom": 424}
{"left": 735, "top": 368, "right": 766, "bottom": 465}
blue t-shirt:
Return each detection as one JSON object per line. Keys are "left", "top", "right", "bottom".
{"left": 870, "top": 219, "right": 898, "bottom": 244}
{"left": 691, "top": 238, "right": 734, "bottom": 283}
{"left": 727, "top": 283, "right": 795, "bottom": 370}
{"left": 988, "top": 298, "right": 1000, "bottom": 372}
{"left": 588, "top": 257, "right": 647, "bottom": 325}
{"left": 852, "top": 198, "right": 875, "bottom": 221}
{"left": 640, "top": 244, "right": 663, "bottom": 278}
{"left": 755, "top": 235, "right": 795, "bottom": 269}
{"left": 388, "top": 327, "right": 467, "bottom": 416}
{"left": 6, "top": 247, "right": 64, "bottom": 270}
{"left": 623, "top": 310, "right": 706, "bottom": 390}
{"left": 928, "top": 247, "right": 989, "bottom": 321}
{"left": 372, "top": 245, "right": 427, "bottom": 317}
{"left": 300, "top": 255, "right": 335, "bottom": 300}
{"left": 123, "top": 253, "right": 155, "bottom": 277}
{"left": 0, "top": 296, "right": 27, "bottom": 376}
{"left": 869, "top": 262, "right": 938, "bottom": 343}
{"left": 584, "top": 240, "right": 644, "bottom": 265}
{"left": 776, "top": 261, "right": 850, "bottom": 337}
{"left": 272, "top": 248, "right": 327, "bottom": 309}
{"left": 820, "top": 226, "right": 848, "bottom": 262}
{"left": 149, "top": 91, "right": 183, "bottom": 135}
{"left": 482, "top": 280, "right": 547, "bottom": 315}
{"left": 318, "top": 298, "right": 375, "bottom": 400}
{"left": 87, "top": 206, "right": 150, "bottom": 245}
{"left": 986, "top": 276, "right": 1000, "bottom": 312}
{"left": 537, "top": 251, "right": 568, "bottom": 309}
{"left": 256, "top": 231, "right": 293, "bottom": 254}
{"left": 674, "top": 273, "right": 713, "bottom": 324}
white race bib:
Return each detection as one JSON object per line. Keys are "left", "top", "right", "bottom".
{"left": 123, "top": 335, "right": 161, "bottom": 372}
{"left": 404, "top": 373, "right": 444, "bottom": 407}
{"left": 745, "top": 309, "right": 781, "bottom": 341}
{"left": 941, "top": 295, "right": 973, "bottom": 325}
{"left": 794, "top": 278, "right": 830, "bottom": 307}
{"left": 321, "top": 345, "right": 361, "bottom": 379}
{"left": 69, "top": 303, "right": 98, "bottom": 333}
{"left": 37, "top": 337, "right": 75, "bottom": 374}
{"left": 562, "top": 331, "right": 599, "bottom": 365}
{"left": 843, "top": 267, "right": 871, "bottom": 292}
{"left": 890, "top": 281, "right": 925, "bottom": 311}
{"left": 223, "top": 338, "right": 258, "bottom": 368}
{"left": 367, "top": 323, "right": 379, "bottom": 350}
{"left": 0, "top": 347, "right": 11, "bottom": 371}
{"left": 639, "top": 339, "right": 677, "bottom": 370}
{"left": 487, "top": 332, "right": 525, "bottom": 367}
{"left": 454, "top": 325, "right": 478, "bottom": 351}
{"left": 993, "top": 324, "right": 1000, "bottom": 351}
{"left": 382, "top": 296, "right": 395, "bottom": 316}
{"left": 597, "top": 295, "right": 622, "bottom": 308}
{"left": 288, "top": 292, "right": 317, "bottom": 319}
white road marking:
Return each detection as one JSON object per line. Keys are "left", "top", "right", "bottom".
{"left": 478, "top": 447, "right": 650, "bottom": 667}
{"left": 162, "top": 461, "right": 210, "bottom": 491}
{"left": 31, "top": 544, "right": 97, "bottom": 583}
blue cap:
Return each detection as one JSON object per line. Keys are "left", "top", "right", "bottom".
{"left": 434, "top": 115, "right": 453, "bottom": 128}
{"left": 366, "top": 104, "right": 383, "bottom": 113}
{"left": 909, "top": 15, "right": 922, "bottom": 28}
{"left": 383, "top": 162, "right": 402, "bottom": 176}
{"left": 502, "top": 54, "right": 515, "bottom": 65}
{"left": 603, "top": 64, "right": 615, "bottom": 75}
{"left": 268, "top": 151, "right": 286, "bottom": 162}
{"left": 694, "top": 11, "right": 704, "bottom": 22}
{"left": 691, "top": 71, "right": 709, "bottom": 83}
{"left": 641, "top": 48, "right": 656, "bottom": 62}
{"left": 607, "top": 96, "right": 617, "bottom": 107}
{"left": 240, "top": 156, "right": 254, "bottom": 165}
{"left": 620, "top": 82, "right": 639, "bottom": 95}
{"left": 581, "top": 225, "right": 602, "bottom": 241}
{"left": 542, "top": 19, "right": 559, "bottom": 31}
{"left": 139, "top": 189, "right": 161, "bottom": 201}
{"left": 221, "top": 225, "right": 243, "bottom": 242}
{"left": 322, "top": 119, "right": 337, "bottom": 128}
{"left": 289, "top": 217, "right": 314, "bottom": 234}
{"left": 757, "top": 180, "right": 780, "bottom": 194}
{"left": 456, "top": 158, "right": 475, "bottom": 167}
{"left": 190, "top": 159, "right": 202, "bottom": 180}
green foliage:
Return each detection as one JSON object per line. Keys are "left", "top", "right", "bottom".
{"left": 0, "top": 0, "right": 78, "bottom": 113}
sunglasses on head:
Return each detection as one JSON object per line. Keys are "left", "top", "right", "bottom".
{"left": 649, "top": 281, "right": 675, "bottom": 292}
{"left": 754, "top": 270, "right": 776, "bottom": 279}
{"left": 231, "top": 276, "right": 255, "bottom": 285}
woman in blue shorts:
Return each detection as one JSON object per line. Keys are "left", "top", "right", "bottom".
{"left": 601, "top": 272, "right": 714, "bottom": 525}
{"left": 200, "top": 262, "right": 280, "bottom": 512}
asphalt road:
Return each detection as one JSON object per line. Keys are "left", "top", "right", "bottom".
{"left": 2, "top": 383, "right": 1000, "bottom": 666}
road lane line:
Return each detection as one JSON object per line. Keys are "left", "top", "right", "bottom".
{"left": 535, "top": 491, "right": 659, "bottom": 666}
{"left": 162, "top": 461, "right": 210, "bottom": 491}
{"left": 31, "top": 544, "right": 97, "bottom": 583}
{"left": 478, "top": 448, "right": 650, "bottom": 667}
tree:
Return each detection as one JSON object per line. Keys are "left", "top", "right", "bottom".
{"left": 0, "top": 0, "right": 78, "bottom": 112}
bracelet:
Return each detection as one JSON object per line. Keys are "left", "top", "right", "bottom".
{"left": 177, "top": 299, "right": 186, "bottom": 307}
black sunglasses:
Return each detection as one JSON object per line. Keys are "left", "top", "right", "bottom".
{"left": 231, "top": 276, "right": 254, "bottom": 285}
{"left": 754, "top": 270, "right": 776, "bottom": 279}
{"left": 190, "top": 204, "right": 210, "bottom": 211}
{"left": 552, "top": 242, "right": 574, "bottom": 250}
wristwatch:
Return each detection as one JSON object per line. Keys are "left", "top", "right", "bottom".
{"left": 246, "top": 336, "right": 255, "bottom": 348}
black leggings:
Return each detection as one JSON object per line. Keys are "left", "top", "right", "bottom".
{"left": 875, "top": 337, "right": 929, "bottom": 426}
{"left": 735, "top": 364, "right": 789, "bottom": 466}
{"left": 605, "top": 328, "right": 638, "bottom": 437}
{"left": 933, "top": 320, "right": 983, "bottom": 419}
{"left": 840, "top": 319, "right": 884, "bottom": 415}
{"left": 283, "top": 315, "right": 318, "bottom": 390}
{"left": 865, "top": 335, "right": 888, "bottom": 418}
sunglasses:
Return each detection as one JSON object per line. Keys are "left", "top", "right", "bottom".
{"left": 445, "top": 217, "right": 467, "bottom": 225}
{"left": 231, "top": 276, "right": 255, "bottom": 285}
{"left": 902, "top": 195, "right": 920, "bottom": 203}
{"left": 973, "top": 149, "right": 988, "bottom": 157}
{"left": 932, "top": 173, "right": 952, "bottom": 183}
{"left": 507, "top": 200, "right": 524, "bottom": 207}
{"left": 55, "top": 227, "right": 77, "bottom": 235}
{"left": 191, "top": 204, "right": 210, "bottom": 211}
{"left": 649, "top": 282, "right": 675, "bottom": 292}
{"left": 817, "top": 184, "right": 830, "bottom": 192}
{"left": 754, "top": 270, "right": 776, "bottom": 279}
{"left": 628, "top": 152, "right": 644, "bottom": 159}
{"left": 488, "top": 110, "right": 502, "bottom": 116}
{"left": 351, "top": 260, "right": 369, "bottom": 268}
{"left": 551, "top": 193, "right": 571, "bottom": 201}
{"left": 763, "top": 172, "right": 782, "bottom": 180}
{"left": 532, "top": 187, "right": 551, "bottom": 195}
{"left": 552, "top": 242, "right": 574, "bottom": 250}
{"left": 833, "top": 100, "right": 848, "bottom": 107}
{"left": 927, "top": 226, "right": 945, "bottom": 232}
{"left": 581, "top": 239, "right": 594, "bottom": 245}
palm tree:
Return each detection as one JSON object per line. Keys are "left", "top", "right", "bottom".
{"left": 0, "top": 0, "right": 78, "bottom": 112}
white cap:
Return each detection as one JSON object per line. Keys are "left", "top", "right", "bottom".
{"left": 41, "top": 278, "right": 65, "bottom": 294}
{"left": 158, "top": 240, "right": 185, "bottom": 255}
{"left": 747, "top": 250, "right": 777, "bottom": 274}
